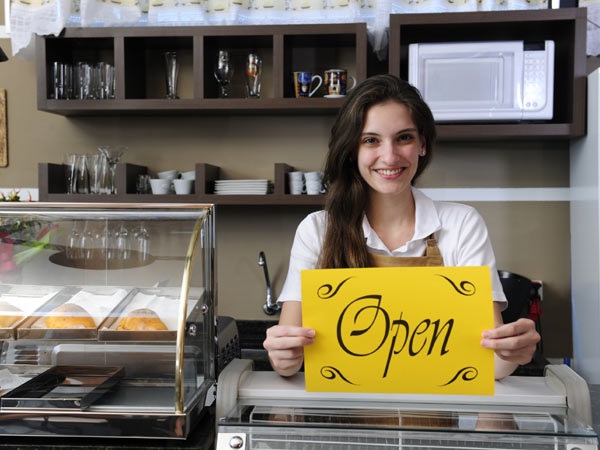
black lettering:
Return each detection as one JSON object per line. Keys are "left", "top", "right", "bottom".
{"left": 428, "top": 319, "right": 454, "bottom": 355}
{"left": 337, "top": 295, "right": 389, "bottom": 357}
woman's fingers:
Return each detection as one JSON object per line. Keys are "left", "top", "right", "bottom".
{"left": 481, "top": 318, "right": 540, "bottom": 364}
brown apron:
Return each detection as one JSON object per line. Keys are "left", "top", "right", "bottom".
{"left": 369, "top": 234, "right": 444, "bottom": 268}
{"left": 369, "top": 234, "right": 456, "bottom": 429}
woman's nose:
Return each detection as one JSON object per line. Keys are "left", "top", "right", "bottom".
{"left": 379, "top": 140, "right": 400, "bottom": 161}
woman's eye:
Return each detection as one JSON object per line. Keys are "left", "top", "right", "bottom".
{"left": 398, "top": 133, "right": 415, "bottom": 142}
{"left": 362, "top": 136, "right": 378, "bottom": 145}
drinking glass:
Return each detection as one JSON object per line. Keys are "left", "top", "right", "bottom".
{"left": 133, "top": 222, "right": 150, "bottom": 262}
{"left": 245, "top": 53, "right": 262, "bottom": 98}
{"left": 74, "top": 154, "right": 89, "bottom": 194}
{"left": 114, "top": 222, "right": 130, "bottom": 260}
{"left": 164, "top": 52, "right": 179, "bottom": 99}
{"left": 64, "top": 153, "right": 77, "bottom": 194}
{"left": 214, "top": 50, "right": 234, "bottom": 98}
{"left": 97, "top": 146, "right": 127, "bottom": 195}
{"left": 66, "top": 224, "right": 81, "bottom": 260}
{"left": 51, "top": 62, "right": 72, "bottom": 99}
{"left": 86, "top": 153, "right": 102, "bottom": 194}
{"left": 78, "top": 222, "right": 94, "bottom": 260}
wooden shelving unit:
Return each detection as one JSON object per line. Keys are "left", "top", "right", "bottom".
{"left": 38, "top": 162, "right": 326, "bottom": 206}
{"left": 36, "top": 23, "right": 368, "bottom": 116}
{"left": 36, "top": 10, "right": 588, "bottom": 205}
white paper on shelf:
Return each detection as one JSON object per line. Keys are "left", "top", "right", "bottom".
{"left": 66, "top": 287, "right": 130, "bottom": 326}
{"left": 116, "top": 291, "right": 199, "bottom": 330}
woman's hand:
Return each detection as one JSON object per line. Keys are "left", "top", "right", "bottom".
{"left": 263, "top": 301, "right": 314, "bottom": 377}
{"left": 481, "top": 304, "right": 541, "bottom": 379}
{"left": 481, "top": 318, "right": 540, "bottom": 365}
{"left": 263, "top": 324, "right": 315, "bottom": 377}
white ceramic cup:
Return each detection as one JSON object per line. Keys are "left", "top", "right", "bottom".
{"left": 150, "top": 178, "right": 171, "bottom": 195}
{"left": 288, "top": 171, "right": 305, "bottom": 195}
{"left": 304, "top": 171, "right": 323, "bottom": 182}
{"left": 173, "top": 178, "right": 194, "bottom": 195}
{"left": 157, "top": 170, "right": 179, "bottom": 180}
{"left": 181, "top": 170, "right": 196, "bottom": 180}
{"left": 306, "top": 180, "right": 324, "bottom": 195}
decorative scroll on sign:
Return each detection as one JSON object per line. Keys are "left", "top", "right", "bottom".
{"left": 0, "top": 89, "right": 6, "bottom": 167}
{"left": 301, "top": 266, "right": 495, "bottom": 395}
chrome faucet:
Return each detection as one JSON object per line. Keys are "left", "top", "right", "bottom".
{"left": 258, "top": 251, "right": 280, "bottom": 315}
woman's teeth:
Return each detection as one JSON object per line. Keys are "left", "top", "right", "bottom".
{"left": 377, "top": 168, "right": 403, "bottom": 176}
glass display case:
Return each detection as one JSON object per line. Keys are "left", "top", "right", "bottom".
{"left": 0, "top": 202, "right": 216, "bottom": 440}
{"left": 215, "top": 360, "right": 599, "bottom": 450}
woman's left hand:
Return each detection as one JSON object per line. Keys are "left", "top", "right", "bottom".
{"left": 480, "top": 318, "right": 540, "bottom": 365}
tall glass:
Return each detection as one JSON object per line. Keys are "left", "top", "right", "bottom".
{"left": 245, "top": 53, "right": 262, "bottom": 98}
{"left": 164, "top": 52, "right": 179, "bottom": 99}
{"left": 214, "top": 50, "right": 234, "bottom": 98}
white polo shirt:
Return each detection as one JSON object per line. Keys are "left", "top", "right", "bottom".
{"left": 278, "top": 187, "right": 507, "bottom": 308}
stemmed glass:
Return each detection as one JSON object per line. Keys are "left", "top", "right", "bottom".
{"left": 214, "top": 50, "right": 234, "bottom": 98}
{"left": 98, "top": 145, "right": 127, "bottom": 195}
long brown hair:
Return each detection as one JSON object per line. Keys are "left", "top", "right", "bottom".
{"left": 318, "top": 74, "right": 436, "bottom": 269}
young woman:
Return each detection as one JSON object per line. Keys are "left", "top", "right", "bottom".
{"left": 263, "top": 74, "right": 540, "bottom": 379}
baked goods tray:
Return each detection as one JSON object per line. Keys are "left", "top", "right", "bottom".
{"left": 0, "top": 364, "right": 51, "bottom": 397}
{"left": 98, "top": 287, "right": 205, "bottom": 342}
{"left": 16, "top": 286, "right": 131, "bottom": 341}
{"left": 0, "top": 285, "right": 64, "bottom": 340}
{"left": 0, "top": 365, "right": 124, "bottom": 410}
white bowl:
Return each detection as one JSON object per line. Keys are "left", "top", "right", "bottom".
{"left": 181, "top": 170, "right": 196, "bottom": 180}
{"left": 157, "top": 170, "right": 179, "bottom": 180}
{"left": 150, "top": 178, "right": 171, "bottom": 195}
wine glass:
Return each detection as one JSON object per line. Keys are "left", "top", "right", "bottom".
{"left": 97, "top": 145, "right": 127, "bottom": 195}
{"left": 214, "top": 50, "right": 234, "bottom": 98}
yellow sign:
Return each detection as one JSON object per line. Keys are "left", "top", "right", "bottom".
{"left": 301, "top": 266, "right": 495, "bottom": 395}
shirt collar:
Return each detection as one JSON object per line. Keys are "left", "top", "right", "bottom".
{"left": 361, "top": 187, "right": 442, "bottom": 249}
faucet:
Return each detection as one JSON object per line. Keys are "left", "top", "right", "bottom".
{"left": 258, "top": 251, "right": 280, "bottom": 315}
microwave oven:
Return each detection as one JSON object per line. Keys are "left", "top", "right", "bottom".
{"left": 408, "top": 40, "right": 554, "bottom": 122}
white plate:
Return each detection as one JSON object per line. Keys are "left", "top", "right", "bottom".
{"left": 214, "top": 179, "right": 269, "bottom": 185}
{"left": 324, "top": 94, "right": 345, "bottom": 98}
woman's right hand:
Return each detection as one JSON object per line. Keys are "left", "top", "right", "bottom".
{"left": 263, "top": 324, "right": 315, "bottom": 376}
{"left": 262, "top": 301, "right": 315, "bottom": 377}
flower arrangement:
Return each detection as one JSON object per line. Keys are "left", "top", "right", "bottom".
{"left": 0, "top": 190, "right": 55, "bottom": 278}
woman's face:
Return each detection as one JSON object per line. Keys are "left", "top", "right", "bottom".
{"left": 357, "top": 100, "right": 425, "bottom": 197}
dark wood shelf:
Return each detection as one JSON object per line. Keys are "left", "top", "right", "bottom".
{"left": 38, "top": 97, "right": 346, "bottom": 116}
{"left": 36, "top": 23, "right": 368, "bottom": 116}
{"left": 38, "top": 162, "right": 326, "bottom": 206}
{"left": 36, "top": 10, "right": 587, "bottom": 141}
{"left": 388, "top": 8, "right": 588, "bottom": 140}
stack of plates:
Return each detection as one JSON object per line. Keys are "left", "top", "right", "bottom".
{"left": 214, "top": 179, "right": 271, "bottom": 195}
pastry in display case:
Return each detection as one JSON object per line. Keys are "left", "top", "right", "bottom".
{"left": 0, "top": 202, "right": 216, "bottom": 440}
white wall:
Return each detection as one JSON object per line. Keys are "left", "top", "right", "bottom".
{"left": 570, "top": 67, "right": 600, "bottom": 384}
